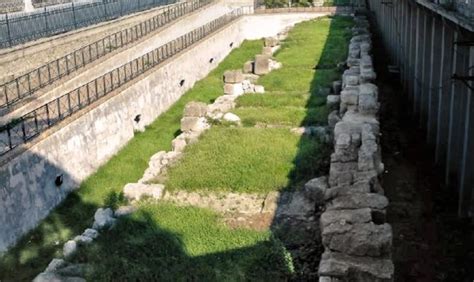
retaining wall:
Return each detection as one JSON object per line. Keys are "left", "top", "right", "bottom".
{"left": 0, "top": 10, "right": 338, "bottom": 254}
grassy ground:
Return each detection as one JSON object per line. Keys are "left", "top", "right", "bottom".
{"left": 0, "top": 40, "right": 263, "bottom": 281}
{"left": 0, "top": 16, "right": 353, "bottom": 281}
{"left": 165, "top": 16, "right": 352, "bottom": 193}
{"left": 76, "top": 203, "right": 294, "bottom": 281}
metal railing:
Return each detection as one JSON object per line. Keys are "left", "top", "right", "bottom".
{"left": 0, "top": 0, "right": 212, "bottom": 112}
{"left": 0, "top": 9, "right": 244, "bottom": 156}
{"left": 0, "top": 0, "right": 177, "bottom": 48}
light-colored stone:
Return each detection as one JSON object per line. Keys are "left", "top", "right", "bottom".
{"left": 269, "top": 59, "right": 282, "bottom": 70}
{"left": 243, "top": 73, "right": 259, "bottom": 83}
{"left": 223, "top": 70, "right": 244, "bottom": 83}
{"left": 45, "top": 258, "right": 67, "bottom": 273}
{"left": 223, "top": 83, "right": 244, "bottom": 96}
{"left": 74, "top": 235, "right": 93, "bottom": 245}
{"left": 254, "top": 54, "right": 270, "bottom": 75}
{"left": 183, "top": 101, "right": 208, "bottom": 117}
{"left": 264, "top": 37, "right": 279, "bottom": 47}
{"left": 63, "top": 240, "right": 77, "bottom": 259}
{"left": 223, "top": 113, "right": 241, "bottom": 123}
{"left": 327, "top": 193, "right": 389, "bottom": 211}
{"left": 114, "top": 205, "right": 137, "bottom": 217}
{"left": 123, "top": 183, "right": 164, "bottom": 201}
{"left": 262, "top": 46, "right": 273, "bottom": 56}
{"left": 92, "top": 208, "right": 116, "bottom": 230}
{"left": 171, "top": 137, "right": 187, "bottom": 152}
{"left": 254, "top": 85, "right": 265, "bottom": 93}
{"left": 82, "top": 228, "right": 99, "bottom": 239}
{"left": 180, "top": 117, "right": 210, "bottom": 133}
{"left": 243, "top": 61, "right": 254, "bottom": 73}
{"left": 320, "top": 208, "right": 372, "bottom": 228}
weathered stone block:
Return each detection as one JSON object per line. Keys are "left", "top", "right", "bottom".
{"left": 332, "top": 80, "right": 342, "bottom": 95}
{"left": 264, "top": 37, "right": 279, "bottom": 47}
{"left": 243, "top": 73, "right": 259, "bottom": 83}
{"left": 243, "top": 61, "right": 254, "bottom": 73}
{"left": 304, "top": 176, "right": 328, "bottom": 206}
{"left": 319, "top": 251, "right": 394, "bottom": 281}
{"left": 172, "top": 137, "right": 187, "bottom": 152}
{"left": 183, "top": 101, "right": 208, "bottom": 117}
{"left": 92, "top": 208, "right": 116, "bottom": 230}
{"left": 223, "top": 83, "right": 244, "bottom": 96}
{"left": 262, "top": 46, "right": 273, "bottom": 56}
{"left": 63, "top": 240, "right": 77, "bottom": 259}
{"left": 322, "top": 222, "right": 392, "bottom": 257}
{"left": 223, "top": 70, "right": 244, "bottom": 83}
{"left": 320, "top": 208, "right": 372, "bottom": 228}
{"left": 254, "top": 55, "right": 270, "bottom": 75}
{"left": 123, "top": 183, "right": 164, "bottom": 201}
{"left": 327, "top": 193, "right": 389, "bottom": 211}
{"left": 254, "top": 85, "right": 265, "bottom": 93}
{"left": 180, "top": 117, "right": 210, "bottom": 133}
{"left": 223, "top": 112, "right": 241, "bottom": 124}
{"left": 327, "top": 95, "right": 340, "bottom": 111}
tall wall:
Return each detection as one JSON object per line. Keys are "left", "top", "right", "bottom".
{"left": 0, "top": 11, "right": 336, "bottom": 254}
{"left": 367, "top": 0, "right": 474, "bottom": 217}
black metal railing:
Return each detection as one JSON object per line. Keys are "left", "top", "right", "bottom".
{"left": 0, "top": 9, "right": 245, "bottom": 156}
{"left": 0, "top": 0, "right": 176, "bottom": 48}
{"left": 0, "top": 0, "right": 212, "bottom": 112}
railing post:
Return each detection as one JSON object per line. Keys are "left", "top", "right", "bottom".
{"left": 5, "top": 13, "right": 12, "bottom": 47}
{"left": 72, "top": 1, "right": 77, "bottom": 29}
{"left": 44, "top": 7, "right": 48, "bottom": 33}
{"left": 104, "top": 0, "right": 108, "bottom": 19}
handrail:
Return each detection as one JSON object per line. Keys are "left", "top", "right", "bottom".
{"left": 0, "top": 8, "right": 245, "bottom": 156}
{"left": 0, "top": 0, "right": 212, "bottom": 112}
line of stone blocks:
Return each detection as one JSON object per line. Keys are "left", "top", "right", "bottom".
{"left": 317, "top": 14, "right": 394, "bottom": 282}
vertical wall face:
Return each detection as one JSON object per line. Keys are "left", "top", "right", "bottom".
{"left": 368, "top": 0, "right": 474, "bottom": 217}
{"left": 0, "top": 12, "right": 330, "bottom": 254}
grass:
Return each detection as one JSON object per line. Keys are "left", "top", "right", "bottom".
{"left": 166, "top": 127, "right": 328, "bottom": 193}
{"left": 0, "top": 40, "right": 263, "bottom": 281}
{"left": 75, "top": 203, "right": 294, "bottom": 281}
{"left": 0, "top": 16, "right": 353, "bottom": 281}
{"left": 164, "top": 16, "right": 352, "bottom": 193}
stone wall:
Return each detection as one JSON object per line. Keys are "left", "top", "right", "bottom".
{"left": 312, "top": 14, "right": 394, "bottom": 281}
{"left": 0, "top": 11, "right": 337, "bottom": 254}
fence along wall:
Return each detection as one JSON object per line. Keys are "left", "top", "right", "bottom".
{"left": 0, "top": 0, "right": 212, "bottom": 112}
{"left": 0, "top": 9, "right": 332, "bottom": 254}
{"left": 0, "top": 0, "right": 176, "bottom": 48}
{"left": 367, "top": 0, "right": 474, "bottom": 217}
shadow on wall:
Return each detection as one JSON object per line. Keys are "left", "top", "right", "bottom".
{"left": 0, "top": 13, "right": 352, "bottom": 281}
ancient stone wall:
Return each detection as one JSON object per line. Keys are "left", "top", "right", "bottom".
{"left": 312, "top": 14, "right": 394, "bottom": 281}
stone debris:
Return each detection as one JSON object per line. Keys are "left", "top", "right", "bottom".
{"left": 92, "top": 208, "right": 116, "bottom": 230}
{"left": 317, "top": 15, "right": 394, "bottom": 281}
{"left": 63, "top": 240, "right": 77, "bottom": 259}
{"left": 254, "top": 54, "right": 271, "bottom": 75}
{"left": 183, "top": 101, "right": 207, "bottom": 117}
{"left": 223, "top": 70, "right": 244, "bottom": 83}
{"left": 45, "top": 258, "right": 67, "bottom": 273}
{"left": 223, "top": 112, "right": 241, "bottom": 124}
{"left": 82, "top": 228, "right": 99, "bottom": 240}
{"left": 264, "top": 36, "right": 279, "bottom": 47}
{"left": 73, "top": 235, "right": 93, "bottom": 245}
{"left": 123, "top": 183, "right": 164, "bottom": 201}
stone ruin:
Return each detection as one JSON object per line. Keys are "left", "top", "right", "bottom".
{"left": 306, "top": 14, "right": 395, "bottom": 281}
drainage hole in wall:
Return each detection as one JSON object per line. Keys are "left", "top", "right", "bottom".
{"left": 180, "top": 79, "right": 185, "bottom": 86}
{"left": 134, "top": 114, "right": 141, "bottom": 123}
{"left": 229, "top": 42, "right": 234, "bottom": 48}
{"left": 209, "top": 58, "right": 214, "bottom": 63}
{"left": 55, "top": 174, "right": 63, "bottom": 187}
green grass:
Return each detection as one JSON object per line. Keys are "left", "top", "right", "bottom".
{"left": 0, "top": 16, "right": 353, "bottom": 281}
{"left": 164, "top": 16, "right": 352, "bottom": 194}
{"left": 75, "top": 203, "right": 293, "bottom": 281}
{"left": 0, "top": 40, "right": 263, "bottom": 281}
{"left": 166, "top": 127, "right": 328, "bottom": 193}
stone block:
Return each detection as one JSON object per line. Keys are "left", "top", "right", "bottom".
{"left": 262, "top": 46, "right": 273, "bottom": 56}
{"left": 172, "top": 137, "right": 187, "bottom": 152}
{"left": 82, "top": 228, "right": 99, "bottom": 239}
{"left": 180, "top": 117, "right": 210, "bottom": 133}
{"left": 45, "top": 258, "right": 66, "bottom": 273}
{"left": 327, "top": 95, "right": 340, "bottom": 110}
{"left": 340, "top": 88, "right": 359, "bottom": 106}
{"left": 319, "top": 251, "right": 394, "bottom": 281}
{"left": 332, "top": 80, "right": 342, "bottom": 95}
{"left": 320, "top": 208, "right": 372, "bottom": 228}
{"left": 322, "top": 222, "right": 392, "bottom": 257}
{"left": 223, "top": 70, "right": 244, "bottom": 83}
{"left": 183, "top": 101, "right": 208, "bottom": 117}
{"left": 243, "top": 61, "right": 254, "bottom": 73}
{"left": 327, "top": 193, "right": 389, "bottom": 211}
{"left": 123, "top": 183, "right": 164, "bottom": 201}
{"left": 254, "top": 85, "right": 265, "bottom": 93}
{"left": 254, "top": 55, "right": 270, "bottom": 75}
{"left": 264, "top": 37, "right": 279, "bottom": 47}
{"left": 223, "top": 83, "right": 244, "bottom": 96}
{"left": 328, "top": 110, "right": 341, "bottom": 129}
{"left": 92, "top": 208, "right": 116, "bottom": 230}
{"left": 243, "top": 73, "right": 259, "bottom": 83}
{"left": 324, "top": 182, "right": 372, "bottom": 200}
{"left": 63, "top": 240, "right": 77, "bottom": 259}
{"left": 223, "top": 112, "right": 241, "bottom": 123}
{"left": 343, "top": 68, "right": 360, "bottom": 87}
{"left": 304, "top": 176, "right": 328, "bottom": 206}
{"left": 269, "top": 59, "right": 282, "bottom": 71}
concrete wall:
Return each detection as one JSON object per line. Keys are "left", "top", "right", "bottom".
{"left": 0, "top": 11, "right": 334, "bottom": 254}
{"left": 368, "top": 0, "right": 474, "bottom": 217}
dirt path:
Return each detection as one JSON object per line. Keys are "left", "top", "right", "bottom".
{"left": 372, "top": 20, "right": 474, "bottom": 282}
